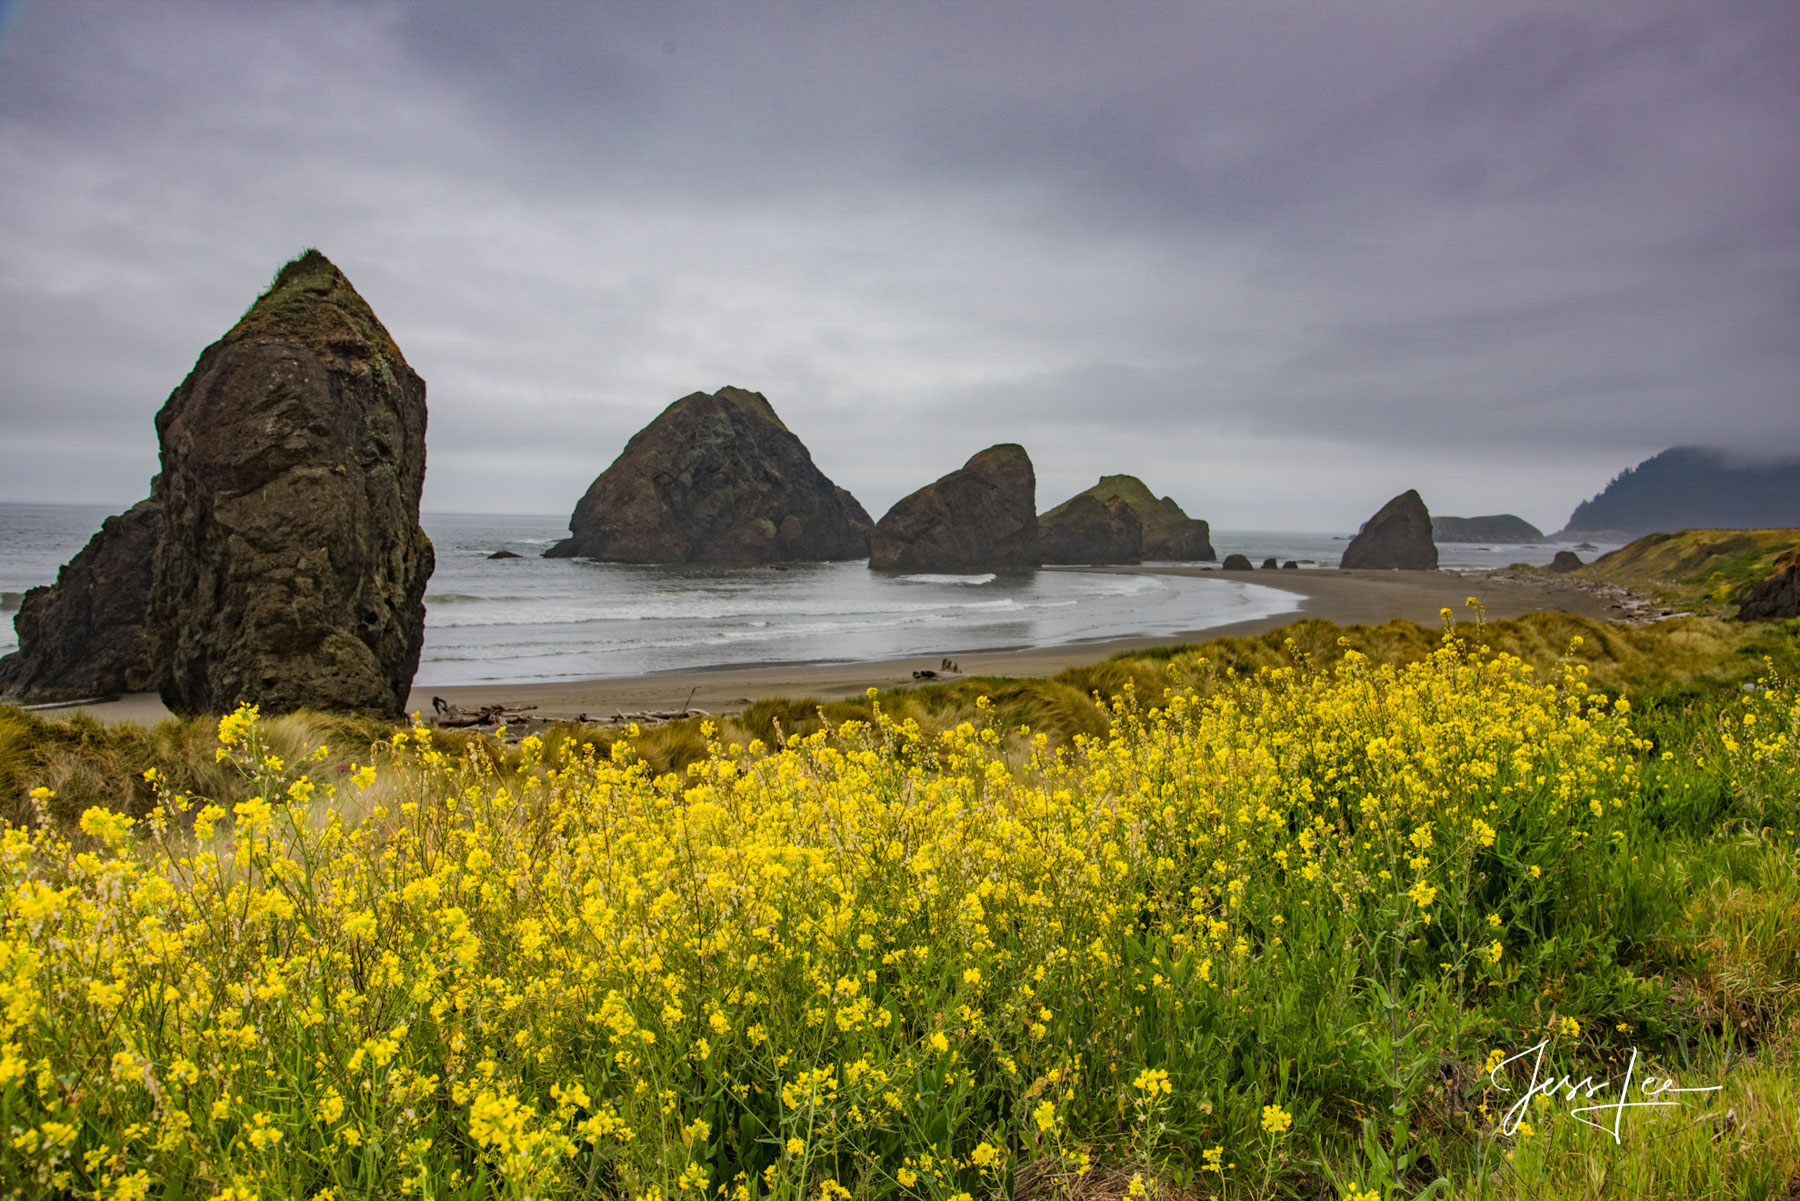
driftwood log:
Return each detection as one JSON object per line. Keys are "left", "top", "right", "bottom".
{"left": 432, "top": 685, "right": 715, "bottom": 731}
{"left": 430, "top": 696, "right": 539, "bottom": 728}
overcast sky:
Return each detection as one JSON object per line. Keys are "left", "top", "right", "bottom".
{"left": 2, "top": 1, "right": 1796, "bottom": 531}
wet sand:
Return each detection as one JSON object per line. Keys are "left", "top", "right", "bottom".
{"left": 39, "top": 566, "right": 1617, "bottom": 725}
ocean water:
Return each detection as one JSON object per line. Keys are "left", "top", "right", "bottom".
{"left": 0, "top": 505, "right": 1617, "bottom": 683}
{"left": 418, "top": 515, "right": 1303, "bottom": 684}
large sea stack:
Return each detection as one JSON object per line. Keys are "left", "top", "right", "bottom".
{"left": 1039, "top": 494, "right": 1142, "bottom": 564}
{"left": 870, "top": 445, "right": 1039, "bottom": 571}
{"left": 546, "top": 387, "right": 871, "bottom": 563}
{"left": 150, "top": 250, "right": 434, "bottom": 715}
{"left": 1045, "top": 475, "right": 1214, "bottom": 560}
{"left": 1340, "top": 490, "right": 1438, "bottom": 570}
{"left": 0, "top": 500, "right": 161, "bottom": 702}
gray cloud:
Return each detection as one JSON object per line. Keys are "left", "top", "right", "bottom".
{"left": 1, "top": 0, "right": 1796, "bottom": 532}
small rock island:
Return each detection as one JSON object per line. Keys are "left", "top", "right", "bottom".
{"left": 547, "top": 387, "right": 872, "bottom": 564}
{"left": 1044, "top": 475, "right": 1214, "bottom": 561}
{"left": 1432, "top": 514, "right": 1544, "bottom": 543}
{"left": 870, "top": 444, "right": 1040, "bottom": 571}
{"left": 1341, "top": 490, "right": 1438, "bottom": 570}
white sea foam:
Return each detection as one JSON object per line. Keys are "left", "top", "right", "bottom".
{"left": 896, "top": 573, "right": 997, "bottom": 586}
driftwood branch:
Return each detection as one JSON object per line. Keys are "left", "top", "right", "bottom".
{"left": 430, "top": 696, "right": 541, "bottom": 728}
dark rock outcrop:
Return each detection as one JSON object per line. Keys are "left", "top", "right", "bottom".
{"left": 546, "top": 387, "right": 871, "bottom": 563}
{"left": 1282, "top": 561, "right": 1299, "bottom": 569}
{"left": 0, "top": 500, "right": 161, "bottom": 702}
{"left": 1341, "top": 491, "right": 1438, "bottom": 570}
{"left": 1549, "top": 551, "right": 1584, "bottom": 573}
{"left": 870, "top": 445, "right": 1038, "bottom": 571}
{"left": 1433, "top": 514, "right": 1545, "bottom": 543}
{"left": 1738, "top": 543, "right": 1800, "bottom": 620}
{"left": 149, "top": 250, "right": 434, "bottom": 716}
{"left": 1221, "top": 554, "right": 1254, "bottom": 571}
{"left": 1260, "top": 557, "right": 1278, "bottom": 569}
{"left": 1042, "top": 474, "right": 1213, "bottom": 560}
{"left": 1039, "top": 494, "right": 1142, "bottom": 564}
{"left": 488, "top": 550, "right": 522, "bottom": 560}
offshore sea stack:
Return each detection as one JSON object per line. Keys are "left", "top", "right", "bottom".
{"left": 1432, "top": 514, "right": 1544, "bottom": 543}
{"left": 1047, "top": 475, "right": 1213, "bottom": 560}
{"left": 1039, "top": 494, "right": 1142, "bottom": 564}
{"left": 150, "top": 250, "right": 434, "bottom": 715}
{"left": 0, "top": 500, "right": 161, "bottom": 702}
{"left": 1737, "top": 542, "right": 1800, "bottom": 620}
{"left": 870, "top": 444, "right": 1039, "bottom": 571}
{"left": 1340, "top": 490, "right": 1438, "bottom": 570}
{"left": 546, "top": 387, "right": 871, "bottom": 563}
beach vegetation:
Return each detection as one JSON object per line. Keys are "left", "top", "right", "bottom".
{"left": 2, "top": 610, "right": 1798, "bottom": 1196}
{"left": 1568, "top": 527, "right": 1800, "bottom": 616}
{"left": 4, "top": 612, "right": 1793, "bottom": 827}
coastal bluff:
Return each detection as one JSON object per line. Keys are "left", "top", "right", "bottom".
{"left": 546, "top": 387, "right": 871, "bottom": 563}
{"left": 1341, "top": 490, "right": 1438, "bottom": 570}
{"left": 1738, "top": 541, "right": 1800, "bottom": 620}
{"left": 2, "top": 250, "right": 434, "bottom": 715}
{"left": 870, "top": 444, "right": 1039, "bottom": 571}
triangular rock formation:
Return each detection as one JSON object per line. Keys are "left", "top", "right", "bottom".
{"left": 1340, "top": 490, "right": 1438, "bottom": 570}
{"left": 546, "top": 387, "right": 871, "bottom": 563}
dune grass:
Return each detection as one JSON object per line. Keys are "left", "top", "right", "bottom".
{"left": 5, "top": 610, "right": 1794, "bottom": 831}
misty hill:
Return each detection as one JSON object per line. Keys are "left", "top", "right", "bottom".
{"left": 1431, "top": 514, "right": 1543, "bottom": 543}
{"left": 1560, "top": 447, "right": 1800, "bottom": 540}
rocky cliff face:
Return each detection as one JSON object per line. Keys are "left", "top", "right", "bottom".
{"left": 0, "top": 500, "right": 161, "bottom": 702}
{"left": 1042, "top": 475, "right": 1213, "bottom": 560}
{"left": 149, "top": 250, "right": 434, "bottom": 715}
{"left": 870, "top": 445, "right": 1039, "bottom": 571}
{"left": 1738, "top": 542, "right": 1800, "bottom": 620}
{"left": 1039, "top": 494, "right": 1142, "bottom": 564}
{"left": 1340, "top": 490, "right": 1438, "bottom": 570}
{"left": 546, "top": 387, "right": 871, "bottom": 563}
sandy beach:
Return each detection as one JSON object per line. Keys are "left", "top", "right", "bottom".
{"left": 32, "top": 566, "right": 1621, "bottom": 726}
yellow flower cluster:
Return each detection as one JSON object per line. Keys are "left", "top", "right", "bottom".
{"left": 0, "top": 635, "right": 1644, "bottom": 1197}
